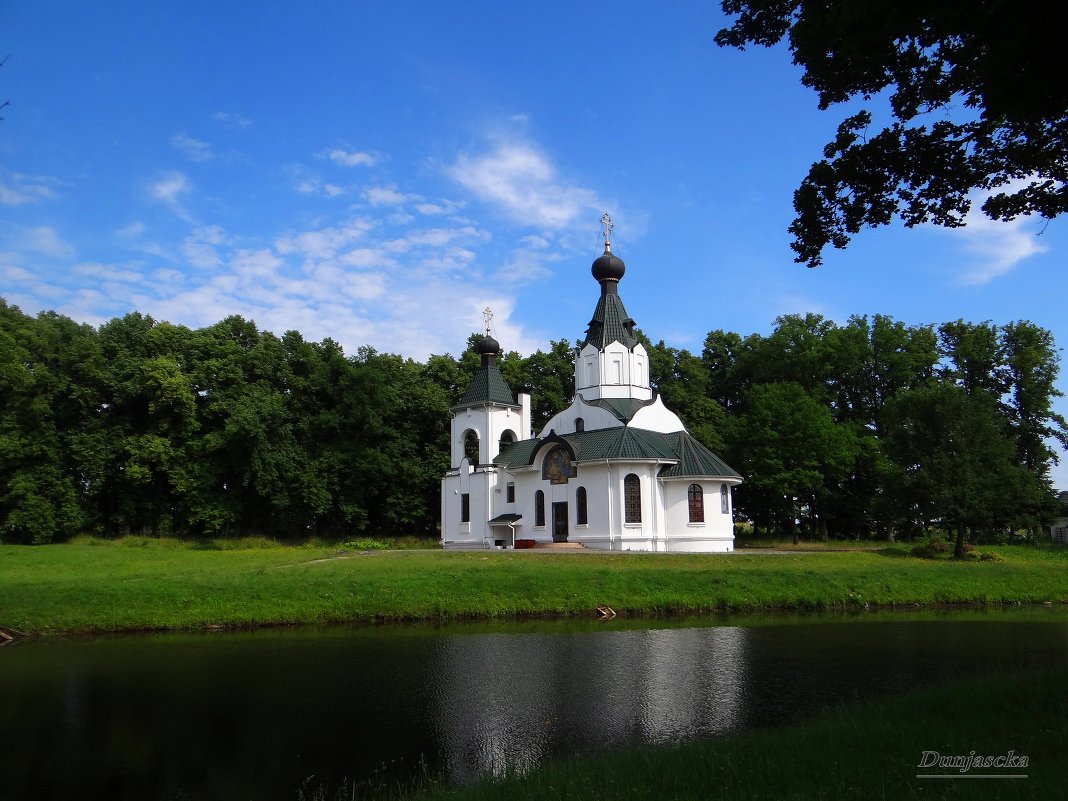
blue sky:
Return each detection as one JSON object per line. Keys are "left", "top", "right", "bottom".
{"left": 5, "top": 3, "right": 1068, "bottom": 481}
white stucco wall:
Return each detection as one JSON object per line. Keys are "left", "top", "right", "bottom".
{"left": 539, "top": 396, "right": 623, "bottom": 437}
{"left": 575, "top": 342, "right": 652, "bottom": 402}
{"left": 450, "top": 403, "right": 527, "bottom": 466}
{"left": 628, "top": 397, "right": 686, "bottom": 434}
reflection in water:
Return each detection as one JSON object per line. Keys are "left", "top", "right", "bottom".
{"left": 429, "top": 627, "right": 749, "bottom": 782}
{"left": 1, "top": 615, "right": 1066, "bottom": 800}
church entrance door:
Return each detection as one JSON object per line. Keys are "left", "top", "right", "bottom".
{"left": 552, "top": 502, "right": 569, "bottom": 542}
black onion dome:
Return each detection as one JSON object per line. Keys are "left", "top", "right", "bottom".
{"left": 477, "top": 334, "right": 500, "bottom": 355}
{"left": 591, "top": 245, "right": 626, "bottom": 282}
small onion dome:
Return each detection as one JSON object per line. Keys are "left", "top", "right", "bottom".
{"left": 591, "top": 244, "right": 626, "bottom": 282}
{"left": 478, "top": 334, "right": 500, "bottom": 355}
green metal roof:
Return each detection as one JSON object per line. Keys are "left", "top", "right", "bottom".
{"left": 454, "top": 363, "right": 516, "bottom": 408}
{"left": 659, "top": 431, "right": 742, "bottom": 479}
{"left": 586, "top": 396, "right": 654, "bottom": 423}
{"left": 495, "top": 425, "right": 676, "bottom": 467}
{"left": 488, "top": 513, "right": 523, "bottom": 524}
{"left": 567, "top": 426, "right": 678, "bottom": 461}
{"left": 494, "top": 438, "right": 539, "bottom": 466}
{"left": 581, "top": 292, "right": 639, "bottom": 350}
{"left": 494, "top": 425, "right": 741, "bottom": 480}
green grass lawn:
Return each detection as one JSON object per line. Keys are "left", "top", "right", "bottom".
{"left": 1, "top": 538, "right": 1066, "bottom": 635}
{"left": 405, "top": 666, "right": 1067, "bottom": 801}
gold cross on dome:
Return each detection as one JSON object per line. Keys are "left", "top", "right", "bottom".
{"left": 483, "top": 307, "right": 493, "bottom": 337}
{"left": 600, "top": 212, "right": 614, "bottom": 246}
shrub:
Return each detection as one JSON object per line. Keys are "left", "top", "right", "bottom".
{"left": 979, "top": 552, "right": 1005, "bottom": 562}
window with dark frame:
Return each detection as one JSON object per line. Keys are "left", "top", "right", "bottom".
{"left": 721, "top": 484, "right": 729, "bottom": 514}
{"left": 576, "top": 486, "right": 588, "bottom": 525}
{"left": 461, "top": 493, "right": 470, "bottom": 523}
{"left": 575, "top": 417, "right": 584, "bottom": 432}
{"left": 535, "top": 490, "right": 545, "bottom": 527}
{"left": 624, "top": 474, "right": 641, "bottom": 524}
{"left": 506, "top": 482, "right": 515, "bottom": 503}
{"left": 688, "top": 483, "right": 704, "bottom": 523}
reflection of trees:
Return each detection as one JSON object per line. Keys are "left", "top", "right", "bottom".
{"left": 428, "top": 626, "right": 751, "bottom": 783}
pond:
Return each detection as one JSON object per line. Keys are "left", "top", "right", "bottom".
{"left": 2, "top": 610, "right": 1067, "bottom": 800}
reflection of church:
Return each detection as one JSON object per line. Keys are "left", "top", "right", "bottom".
{"left": 440, "top": 217, "right": 742, "bottom": 552}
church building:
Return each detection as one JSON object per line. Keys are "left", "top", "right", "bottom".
{"left": 441, "top": 217, "right": 742, "bottom": 552}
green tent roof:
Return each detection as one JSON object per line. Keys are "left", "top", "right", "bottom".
{"left": 580, "top": 292, "right": 639, "bottom": 350}
{"left": 454, "top": 363, "right": 516, "bottom": 408}
{"left": 659, "top": 431, "right": 742, "bottom": 479}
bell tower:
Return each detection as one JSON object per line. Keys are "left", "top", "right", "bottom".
{"left": 574, "top": 214, "right": 652, "bottom": 403}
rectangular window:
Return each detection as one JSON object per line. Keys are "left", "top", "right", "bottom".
{"left": 506, "top": 482, "right": 515, "bottom": 503}
{"left": 461, "top": 493, "right": 470, "bottom": 523}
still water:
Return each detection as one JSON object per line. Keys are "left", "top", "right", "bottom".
{"left": 2, "top": 611, "right": 1067, "bottom": 800}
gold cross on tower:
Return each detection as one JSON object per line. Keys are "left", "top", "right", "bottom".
{"left": 600, "top": 212, "right": 614, "bottom": 249}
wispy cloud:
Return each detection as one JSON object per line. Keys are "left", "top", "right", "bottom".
{"left": 74, "top": 262, "right": 144, "bottom": 283}
{"left": 170, "top": 132, "right": 215, "bottom": 162}
{"left": 323, "top": 147, "right": 377, "bottom": 168}
{"left": 363, "top": 185, "right": 421, "bottom": 206}
{"left": 212, "top": 111, "right": 252, "bottom": 128}
{"left": 0, "top": 169, "right": 60, "bottom": 205}
{"left": 149, "top": 171, "right": 195, "bottom": 222}
{"left": 953, "top": 213, "right": 1049, "bottom": 285}
{"left": 20, "top": 225, "right": 75, "bottom": 259}
{"left": 447, "top": 140, "right": 601, "bottom": 229}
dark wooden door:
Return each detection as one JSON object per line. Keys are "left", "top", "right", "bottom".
{"left": 552, "top": 502, "right": 569, "bottom": 542}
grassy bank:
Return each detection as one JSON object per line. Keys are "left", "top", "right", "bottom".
{"left": 1, "top": 538, "right": 1067, "bottom": 635}
{"left": 406, "top": 666, "right": 1067, "bottom": 801}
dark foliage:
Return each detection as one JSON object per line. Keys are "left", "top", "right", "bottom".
{"left": 717, "top": 1, "right": 1068, "bottom": 266}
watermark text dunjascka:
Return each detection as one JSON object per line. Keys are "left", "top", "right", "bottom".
{"left": 916, "top": 749, "right": 1028, "bottom": 779}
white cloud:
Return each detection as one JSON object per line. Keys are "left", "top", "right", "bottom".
{"left": 116, "top": 221, "right": 146, "bottom": 239}
{"left": 953, "top": 212, "right": 1049, "bottom": 285}
{"left": 447, "top": 141, "right": 601, "bottom": 229}
{"left": 149, "top": 171, "right": 195, "bottom": 222}
{"left": 415, "top": 199, "right": 465, "bottom": 216}
{"left": 520, "top": 234, "right": 549, "bottom": 248}
{"left": 340, "top": 247, "right": 399, "bottom": 269}
{"left": 0, "top": 170, "right": 59, "bottom": 205}
{"left": 21, "top": 226, "right": 75, "bottom": 259}
{"left": 323, "top": 148, "right": 377, "bottom": 168}
{"left": 274, "top": 218, "right": 376, "bottom": 260}
{"left": 180, "top": 226, "right": 228, "bottom": 269}
{"left": 1, "top": 263, "right": 36, "bottom": 283}
{"left": 171, "top": 132, "right": 215, "bottom": 162}
{"left": 74, "top": 262, "right": 144, "bottom": 283}
{"left": 363, "top": 185, "right": 421, "bottom": 206}
{"left": 212, "top": 111, "right": 252, "bottom": 128}
{"left": 404, "top": 225, "right": 489, "bottom": 247}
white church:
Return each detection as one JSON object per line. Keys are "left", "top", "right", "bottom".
{"left": 441, "top": 217, "right": 742, "bottom": 552}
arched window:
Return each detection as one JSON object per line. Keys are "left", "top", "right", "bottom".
{"left": 575, "top": 417, "right": 584, "bottom": 433}
{"left": 499, "top": 429, "right": 516, "bottom": 451}
{"left": 721, "top": 484, "right": 730, "bottom": 514}
{"left": 463, "top": 430, "right": 479, "bottom": 465}
{"left": 576, "top": 486, "right": 588, "bottom": 525}
{"left": 535, "top": 490, "right": 545, "bottom": 527}
{"left": 624, "top": 474, "right": 641, "bottom": 524}
{"left": 688, "top": 484, "right": 704, "bottom": 523}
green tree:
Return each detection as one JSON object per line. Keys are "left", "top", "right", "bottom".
{"left": 883, "top": 384, "right": 1044, "bottom": 556}
{"left": 716, "top": 2, "right": 1067, "bottom": 266}
{"left": 729, "top": 382, "right": 858, "bottom": 541}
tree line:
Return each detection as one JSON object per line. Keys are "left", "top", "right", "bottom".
{"left": 2, "top": 298, "right": 1064, "bottom": 550}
